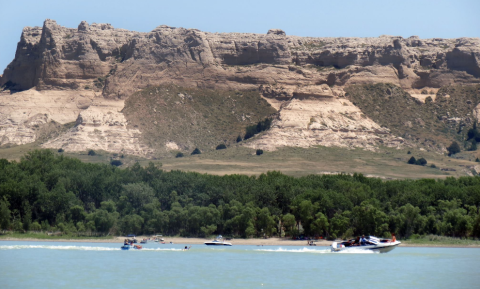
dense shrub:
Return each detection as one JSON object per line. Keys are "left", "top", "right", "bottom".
{"left": 216, "top": 144, "right": 227, "bottom": 150}
{"left": 191, "top": 148, "right": 201, "bottom": 155}
{"left": 415, "top": 158, "right": 427, "bottom": 166}
{"left": 175, "top": 152, "right": 184, "bottom": 158}
{"left": 110, "top": 160, "right": 123, "bottom": 166}
{"left": 244, "top": 118, "right": 272, "bottom": 140}
{"left": 408, "top": 156, "right": 416, "bottom": 164}
{"left": 88, "top": 150, "right": 96, "bottom": 156}
{"left": 256, "top": 149, "right": 264, "bottom": 155}
{"left": 58, "top": 148, "right": 64, "bottom": 153}
{"left": 447, "top": 141, "right": 461, "bottom": 156}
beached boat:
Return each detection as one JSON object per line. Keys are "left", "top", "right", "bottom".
{"left": 140, "top": 239, "right": 148, "bottom": 244}
{"left": 204, "top": 235, "right": 232, "bottom": 246}
{"left": 331, "top": 236, "right": 400, "bottom": 253}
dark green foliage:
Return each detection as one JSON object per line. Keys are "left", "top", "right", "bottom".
{"left": 408, "top": 156, "right": 417, "bottom": 164}
{"left": 110, "top": 160, "right": 123, "bottom": 166}
{"left": 415, "top": 158, "right": 427, "bottom": 166}
{"left": 476, "top": 158, "right": 480, "bottom": 162}
{"left": 88, "top": 150, "right": 96, "bottom": 156}
{"left": 256, "top": 149, "right": 264, "bottom": 156}
{"left": 447, "top": 141, "right": 461, "bottom": 156}
{"left": 191, "top": 148, "right": 201, "bottom": 155}
{"left": 175, "top": 152, "right": 184, "bottom": 158}
{"left": 1, "top": 150, "right": 480, "bottom": 239}
{"left": 407, "top": 151, "right": 411, "bottom": 154}
{"left": 58, "top": 148, "right": 64, "bottom": 153}
{"left": 236, "top": 135, "right": 242, "bottom": 143}
{"left": 216, "top": 144, "right": 227, "bottom": 150}
{"left": 244, "top": 118, "right": 272, "bottom": 140}
{"left": 467, "top": 128, "right": 477, "bottom": 140}
{"left": 408, "top": 156, "right": 427, "bottom": 166}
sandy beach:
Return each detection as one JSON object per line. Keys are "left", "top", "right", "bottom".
{"left": 1, "top": 236, "right": 480, "bottom": 248}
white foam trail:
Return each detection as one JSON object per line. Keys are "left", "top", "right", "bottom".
{"left": 0, "top": 245, "right": 183, "bottom": 252}
{"left": 139, "top": 248, "right": 183, "bottom": 251}
{"left": 0, "top": 245, "right": 118, "bottom": 251}
{"left": 254, "top": 247, "right": 376, "bottom": 254}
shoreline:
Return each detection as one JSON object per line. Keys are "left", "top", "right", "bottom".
{"left": 1, "top": 236, "right": 480, "bottom": 248}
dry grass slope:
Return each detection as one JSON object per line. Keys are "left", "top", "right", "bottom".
{"left": 122, "top": 85, "right": 276, "bottom": 155}
{"left": 345, "top": 84, "right": 480, "bottom": 151}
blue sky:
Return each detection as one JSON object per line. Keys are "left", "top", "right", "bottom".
{"left": 0, "top": 0, "right": 479, "bottom": 72}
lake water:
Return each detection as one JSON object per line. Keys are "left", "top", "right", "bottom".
{"left": 1, "top": 241, "right": 479, "bottom": 288}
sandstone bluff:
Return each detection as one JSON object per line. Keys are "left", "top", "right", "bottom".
{"left": 0, "top": 19, "right": 479, "bottom": 157}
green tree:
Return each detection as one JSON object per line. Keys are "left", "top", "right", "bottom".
{"left": 30, "top": 221, "right": 42, "bottom": 231}
{"left": 216, "top": 144, "right": 227, "bottom": 150}
{"left": 191, "top": 148, "right": 201, "bottom": 155}
{"left": 110, "top": 160, "right": 123, "bottom": 166}
{"left": 310, "top": 212, "right": 329, "bottom": 237}
{"left": 447, "top": 141, "right": 460, "bottom": 156}
{"left": 256, "top": 149, "right": 264, "bottom": 156}
{"left": 0, "top": 197, "right": 11, "bottom": 231}
{"left": 119, "top": 214, "right": 144, "bottom": 235}
{"left": 415, "top": 158, "right": 427, "bottom": 166}
{"left": 120, "top": 183, "right": 155, "bottom": 213}
{"left": 408, "top": 156, "right": 416, "bottom": 164}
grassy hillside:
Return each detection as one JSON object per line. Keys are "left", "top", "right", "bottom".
{"left": 122, "top": 85, "right": 277, "bottom": 155}
{"left": 345, "top": 84, "right": 480, "bottom": 151}
{"left": 0, "top": 143, "right": 479, "bottom": 179}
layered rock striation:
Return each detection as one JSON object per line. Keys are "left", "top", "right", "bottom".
{"left": 1, "top": 19, "right": 479, "bottom": 154}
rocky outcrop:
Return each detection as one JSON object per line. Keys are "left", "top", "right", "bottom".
{"left": 246, "top": 87, "right": 404, "bottom": 151}
{"left": 41, "top": 100, "right": 153, "bottom": 156}
{"left": 0, "top": 89, "right": 95, "bottom": 145}
{"left": 1, "top": 20, "right": 479, "bottom": 155}
{"left": 2, "top": 20, "right": 479, "bottom": 96}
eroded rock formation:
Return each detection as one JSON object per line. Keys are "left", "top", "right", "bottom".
{"left": 1, "top": 19, "right": 479, "bottom": 155}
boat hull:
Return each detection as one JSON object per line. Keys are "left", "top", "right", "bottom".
{"left": 121, "top": 244, "right": 142, "bottom": 250}
{"left": 205, "top": 242, "right": 232, "bottom": 246}
{"left": 331, "top": 241, "right": 400, "bottom": 253}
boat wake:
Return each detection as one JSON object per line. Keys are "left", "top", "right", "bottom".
{"left": 254, "top": 247, "right": 377, "bottom": 254}
{"left": 0, "top": 245, "right": 183, "bottom": 251}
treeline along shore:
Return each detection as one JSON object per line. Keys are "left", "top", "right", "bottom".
{"left": 1, "top": 150, "right": 480, "bottom": 240}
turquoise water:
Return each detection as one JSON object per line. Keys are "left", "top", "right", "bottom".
{"left": 1, "top": 241, "right": 479, "bottom": 288}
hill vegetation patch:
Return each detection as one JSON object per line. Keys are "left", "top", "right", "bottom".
{"left": 345, "top": 84, "right": 480, "bottom": 151}
{"left": 123, "top": 85, "right": 276, "bottom": 155}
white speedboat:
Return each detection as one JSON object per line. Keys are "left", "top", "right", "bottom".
{"left": 204, "top": 235, "right": 232, "bottom": 246}
{"left": 331, "top": 236, "right": 400, "bottom": 253}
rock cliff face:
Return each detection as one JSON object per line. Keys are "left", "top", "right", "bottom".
{"left": 1, "top": 19, "right": 479, "bottom": 155}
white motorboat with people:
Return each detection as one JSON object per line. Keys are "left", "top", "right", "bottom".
{"left": 204, "top": 235, "right": 232, "bottom": 246}
{"left": 331, "top": 234, "right": 400, "bottom": 253}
